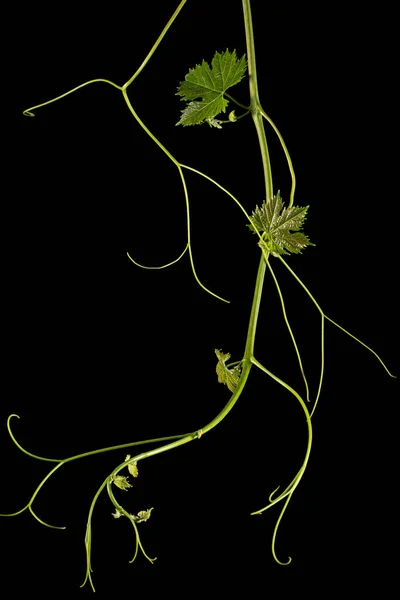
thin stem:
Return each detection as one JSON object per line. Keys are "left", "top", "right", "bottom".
{"left": 180, "top": 164, "right": 253, "bottom": 223}
{"left": 21, "top": 0, "right": 224, "bottom": 304}
{"left": 81, "top": 477, "right": 109, "bottom": 592}
{"left": 5, "top": 414, "right": 62, "bottom": 462}
{"left": 5, "top": 415, "right": 189, "bottom": 463}
{"left": 310, "top": 314, "right": 325, "bottom": 418}
{"left": 270, "top": 494, "right": 293, "bottom": 565}
{"left": 126, "top": 244, "right": 188, "bottom": 270}
{"left": 225, "top": 92, "right": 250, "bottom": 110}
{"left": 121, "top": 89, "right": 177, "bottom": 163}
{"left": 265, "top": 257, "right": 310, "bottom": 403}
{"left": 23, "top": 79, "right": 122, "bottom": 117}
{"left": 176, "top": 166, "right": 229, "bottom": 303}
{"left": 279, "top": 256, "right": 396, "bottom": 378}
{"left": 0, "top": 459, "right": 65, "bottom": 528}
{"left": 121, "top": 89, "right": 229, "bottom": 303}
{"left": 179, "top": 163, "right": 271, "bottom": 268}
{"left": 123, "top": 0, "right": 188, "bottom": 89}
{"left": 250, "top": 356, "right": 312, "bottom": 564}
{"left": 2, "top": 415, "right": 195, "bottom": 529}
{"left": 106, "top": 481, "right": 156, "bottom": 563}
{"left": 259, "top": 106, "right": 296, "bottom": 208}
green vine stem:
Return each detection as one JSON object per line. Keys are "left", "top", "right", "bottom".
{"left": 0, "top": 414, "right": 189, "bottom": 527}
{"left": 3, "top": 0, "right": 396, "bottom": 590}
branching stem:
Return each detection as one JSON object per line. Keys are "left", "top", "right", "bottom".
{"left": 3, "top": 0, "right": 395, "bottom": 590}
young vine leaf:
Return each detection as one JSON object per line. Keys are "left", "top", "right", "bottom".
{"left": 176, "top": 49, "right": 247, "bottom": 126}
{"left": 248, "top": 192, "right": 314, "bottom": 256}
{"left": 128, "top": 461, "right": 139, "bottom": 478}
{"left": 215, "top": 349, "right": 242, "bottom": 393}
{"left": 132, "top": 508, "right": 154, "bottom": 523}
{"left": 112, "top": 475, "right": 132, "bottom": 491}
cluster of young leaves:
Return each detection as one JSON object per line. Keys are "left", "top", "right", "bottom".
{"left": 176, "top": 49, "right": 247, "bottom": 126}
{"left": 111, "top": 457, "right": 153, "bottom": 522}
{"left": 112, "top": 456, "right": 139, "bottom": 491}
{"left": 215, "top": 349, "right": 242, "bottom": 393}
{"left": 248, "top": 192, "right": 313, "bottom": 256}
{"left": 112, "top": 508, "right": 154, "bottom": 523}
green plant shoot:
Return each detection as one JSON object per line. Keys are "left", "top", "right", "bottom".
{"left": 2, "top": 0, "right": 396, "bottom": 591}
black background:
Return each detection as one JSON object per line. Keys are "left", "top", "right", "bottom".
{"left": 2, "top": 0, "right": 398, "bottom": 593}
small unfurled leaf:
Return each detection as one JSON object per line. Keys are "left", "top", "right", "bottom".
{"left": 112, "top": 509, "right": 123, "bottom": 519}
{"left": 112, "top": 475, "right": 132, "bottom": 491}
{"left": 215, "top": 349, "right": 242, "bottom": 393}
{"left": 176, "top": 49, "right": 247, "bottom": 126}
{"left": 229, "top": 110, "right": 237, "bottom": 122}
{"left": 248, "top": 191, "right": 313, "bottom": 256}
{"left": 132, "top": 507, "right": 154, "bottom": 523}
{"left": 128, "top": 461, "right": 139, "bottom": 478}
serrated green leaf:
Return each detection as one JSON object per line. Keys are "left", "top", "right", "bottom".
{"left": 132, "top": 507, "right": 154, "bottom": 523}
{"left": 112, "top": 475, "right": 132, "bottom": 491}
{"left": 176, "top": 50, "right": 247, "bottom": 126}
{"left": 215, "top": 349, "right": 242, "bottom": 393}
{"left": 128, "top": 461, "right": 139, "bottom": 478}
{"left": 248, "top": 192, "right": 314, "bottom": 256}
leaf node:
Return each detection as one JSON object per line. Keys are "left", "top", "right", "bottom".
{"left": 248, "top": 191, "right": 313, "bottom": 256}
